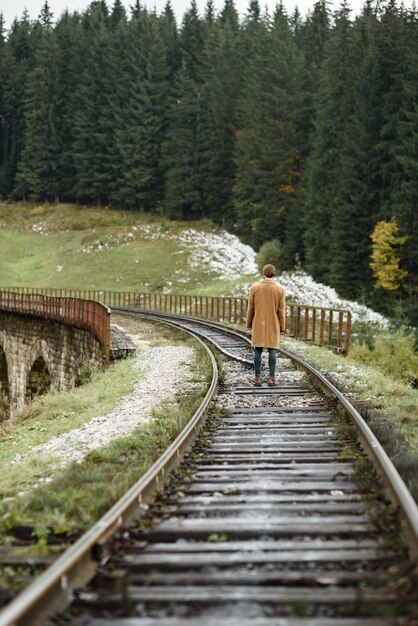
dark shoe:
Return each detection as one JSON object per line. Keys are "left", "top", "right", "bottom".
{"left": 255, "top": 374, "right": 262, "bottom": 387}
{"left": 267, "top": 376, "right": 276, "bottom": 386}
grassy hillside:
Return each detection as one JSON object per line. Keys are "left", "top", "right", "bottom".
{"left": 0, "top": 202, "right": 256, "bottom": 295}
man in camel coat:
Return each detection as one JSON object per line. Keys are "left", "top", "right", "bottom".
{"left": 246, "top": 264, "right": 286, "bottom": 387}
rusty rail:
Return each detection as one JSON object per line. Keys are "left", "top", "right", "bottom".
{"left": 0, "top": 287, "right": 352, "bottom": 352}
{"left": 0, "top": 292, "right": 111, "bottom": 362}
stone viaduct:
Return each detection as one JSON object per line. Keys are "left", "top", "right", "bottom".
{"left": 0, "top": 312, "right": 105, "bottom": 419}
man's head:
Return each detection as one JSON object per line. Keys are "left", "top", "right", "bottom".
{"left": 263, "top": 264, "right": 276, "bottom": 278}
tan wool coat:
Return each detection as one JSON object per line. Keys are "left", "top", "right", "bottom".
{"left": 246, "top": 278, "right": 286, "bottom": 348}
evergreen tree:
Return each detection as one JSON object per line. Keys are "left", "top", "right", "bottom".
{"left": 179, "top": 0, "right": 205, "bottom": 81}
{"left": 71, "top": 1, "right": 119, "bottom": 204}
{"left": 113, "top": 11, "right": 168, "bottom": 210}
{"left": 49, "top": 10, "right": 81, "bottom": 199}
{"left": 219, "top": 0, "right": 240, "bottom": 29}
{"left": 327, "top": 2, "right": 383, "bottom": 299}
{"left": 162, "top": 2, "right": 206, "bottom": 218}
{"left": 391, "top": 8, "right": 418, "bottom": 301}
{"left": 198, "top": 3, "right": 242, "bottom": 226}
{"left": 159, "top": 2, "right": 180, "bottom": 77}
{"left": 374, "top": 0, "right": 408, "bottom": 216}
{"left": 15, "top": 3, "right": 65, "bottom": 201}
{"left": 1, "top": 12, "right": 36, "bottom": 197}
{"left": 234, "top": 3, "right": 302, "bottom": 254}
{"left": 232, "top": 0, "right": 268, "bottom": 247}
{"left": 163, "top": 61, "right": 205, "bottom": 219}
{"left": 296, "top": 0, "right": 330, "bottom": 153}
{"left": 0, "top": 14, "right": 7, "bottom": 197}
{"left": 302, "top": 3, "right": 354, "bottom": 282}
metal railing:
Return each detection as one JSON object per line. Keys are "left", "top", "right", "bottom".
{"left": 0, "top": 287, "right": 352, "bottom": 352}
{"left": 0, "top": 291, "right": 111, "bottom": 362}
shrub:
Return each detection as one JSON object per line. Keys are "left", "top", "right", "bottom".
{"left": 349, "top": 329, "right": 418, "bottom": 386}
{"left": 76, "top": 361, "right": 96, "bottom": 386}
{"left": 256, "top": 239, "right": 285, "bottom": 274}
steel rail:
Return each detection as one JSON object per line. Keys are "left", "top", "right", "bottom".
{"left": 115, "top": 309, "right": 418, "bottom": 564}
{"left": 0, "top": 322, "right": 218, "bottom": 626}
{"left": 278, "top": 345, "right": 418, "bottom": 565}
{"left": 113, "top": 307, "right": 253, "bottom": 362}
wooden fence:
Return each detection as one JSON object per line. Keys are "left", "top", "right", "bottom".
{"left": 0, "top": 287, "right": 352, "bottom": 353}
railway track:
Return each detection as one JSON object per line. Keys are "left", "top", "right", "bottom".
{"left": 0, "top": 310, "right": 417, "bottom": 626}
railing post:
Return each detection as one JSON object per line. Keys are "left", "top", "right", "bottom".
{"left": 344, "top": 311, "right": 352, "bottom": 354}
{"left": 304, "top": 307, "right": 309, "bottom": 341}
{"left": 289, "top": 305, "right": 294, "bottom": 336}
{"left": 296, "top": 306, "right": 301, "bottom": 338}
{"left": 319, "top": 310, "right": 325, "bottom": 345}
{"left": 338, "top": 311, "right": 344, "bottom": 350}
{"left": 312, "top": 308, "right": 317, "bottom": 344}
{"left": 328, "top": 310, "right": 333, "bottom": 348}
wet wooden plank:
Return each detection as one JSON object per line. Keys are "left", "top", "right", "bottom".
{"left": 121, "top": 549, "right": 391, "bottom": 567}
{"left": 204, "top": 449, "right": 346, "bottom": 464}
{"left": 192, "top": 470, "right": 354, "bottom": 479}
{"left": 172, "top": 493, "right": 365, "bottom": 504}
{"left": 123, "top": 569, "right": 390, "bottom": 587}
{"left": 196, "top": 458, "right": 355, "bottom": 474}
{"left": 81, "top": 616, "right": 400, "bottom": 626}
{"left": 228, "top": 400, "right": 332, "bottom": 412}
{"left": 210, "top": 440, "right": 341, "bottom": 453}
{"left": 140, "top": 520, "right": 375, "bottom": 540}
{"left": 89, "top": 585, "right": 399, "bottom": 603}
{"left": 141, "top": 538, "right": 379, "bottom": 552}
{"left": 212, "top": 426, "right": 339, "bottom": 442}
{"left": 171, "top": 502, "right": 367, "bottom": 515}
{"left": 185, "top": 480, "right": 359, "bottom": 492}
{"left": 219, "top": 424, "right": 336, "bottom": 431}
{"left": 84, "top": 618, "right": 397, "bottom": 626}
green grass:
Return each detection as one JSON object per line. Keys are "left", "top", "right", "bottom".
{"left": 0, "top": 202, "right": 256, "bottom": 295}
{"left": 0, "top": 357, "right": 139, "bottom": 503}
{"left": 349, "top": 327, "right": 418, "bottom": 386}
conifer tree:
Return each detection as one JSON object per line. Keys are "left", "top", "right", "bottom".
{"left": 234, "top": 3, "right": 302, "bottom": 253}
{"left": 15, "top": 3, "right": 64, "bottom": 201}
{"left": 162, "top": 2, "right": 206, "bottom": 219}
{"left": 0, "top": 14, "right": 7, "bottom": 197}
{"left": 327, "top": 2, "right": 383, "bottom": 298}
{"left": 302, "top": 2, "right": 354, "bottom": 282}
{"left": 198, "top": 2, "right": 242, "bottom": 226}
{"left": 391, "top": 9, "right": 418, "bottom": 299}
{"left": 162, "top": 61, "right": 205, "bottom": 219}
{"left": 113, "top": 10, "right": 168, "bottom": 210}
{"left": 159, "top": 2, "right": 180, "bottom": 77}
{"left": 1, "top": 12, "right": 36, "bottom": 198}
{"left": 71, "top": 1, "right": 119, "bottom": 204}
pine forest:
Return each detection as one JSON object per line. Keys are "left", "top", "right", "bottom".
{"left": 0, "top": 0, "right": 417, "bottom": 325}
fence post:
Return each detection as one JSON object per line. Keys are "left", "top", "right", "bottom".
{"left": 304, "top": 307, "right": 309, "bottom": 341}
{"left": 328, "top": 310, "right": 333, "bottom": 348}
{"left": 296, "top": 306, "right": 301, "bottom": 338}
{"left": 337, "top": 311, "right": 344, "bottom": 350}
{"left": 312, "top": 308, "right": 316, "bottom": 344}
{"left": 344, "top": 311, "right": 352, "bottom": 354}
{"left": 319, "top": 310, "right": 325, "bottom": 345}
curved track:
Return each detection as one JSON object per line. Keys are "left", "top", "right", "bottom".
{"left": 0, "top": 310, "right": 417, "bottom": 626}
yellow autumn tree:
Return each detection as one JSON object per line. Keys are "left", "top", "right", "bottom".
{"left": 370, "top": 219, "right": 408, "bottom": 293}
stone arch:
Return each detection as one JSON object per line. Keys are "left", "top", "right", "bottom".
{"left": 25, "top": 340, "right": 54, "bottom": 403}
{"left": 25, "top": 356, "right": 52, "bottom": 403}
{"left": 0, "top": 339, "right": 10, "bottom": 418}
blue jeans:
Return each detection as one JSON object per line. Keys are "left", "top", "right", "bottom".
{"left": 254, "top": 347, "right": 276, "bottom": 376}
